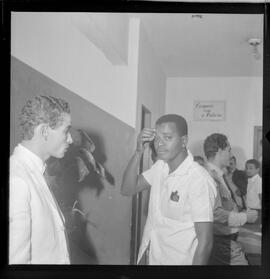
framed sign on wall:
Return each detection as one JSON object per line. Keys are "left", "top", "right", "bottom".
{"left": 193, "top": 100, "right": 226, "bottom": 121}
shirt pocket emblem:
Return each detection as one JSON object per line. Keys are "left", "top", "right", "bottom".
{"left": 170, "top": 190, "right": 180, "bottom": 202}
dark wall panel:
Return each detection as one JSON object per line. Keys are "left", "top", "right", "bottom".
{"left": 10, "top": 56, "right": 135, "bottom": 264}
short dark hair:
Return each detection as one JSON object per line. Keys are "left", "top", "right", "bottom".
{"left": 203, "top": 133, "right": 228, "bottom": 160}
{"left": 246, "top": 159, "right": 260, "bottom": 169}
{"left": 155, "top": 114, "right": 188, "bottom": 136}
{"left": 19, "top": 95, "right": 70, "bottom": 140}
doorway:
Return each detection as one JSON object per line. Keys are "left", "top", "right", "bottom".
{"left": 253, "top": 126, "right": 262, "bottom": 162}
{"left": 130, "top": 105, "right": 151, "bottom": 264}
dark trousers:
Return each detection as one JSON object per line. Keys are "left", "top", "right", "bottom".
{"left": 208, "top": 234, "right": 248, "bottom": 265}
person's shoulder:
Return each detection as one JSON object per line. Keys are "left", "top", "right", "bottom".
{"left": 188, "top": 163, "right": 217, "bottom": 194}
{"left": 10, "top": 153, "right": 28, "bottom": 178}
{"left": 190, "top": 160, "right": 205, "bottom": 171}
{"left": 256, "top": 174, "right": 262, "bottom": 183}
{"left": 10, "top": 152, "right": 20, "bottom": 169}
{"left": 189, "top": 161, "right": 211, "bottom": 180}
{"left": 147, "top": 159, "right": 166, "bottom": 172}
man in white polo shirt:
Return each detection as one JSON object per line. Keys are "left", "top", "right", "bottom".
{"left": 121, "top": 114, "right": 217, "bottom": 265}
{"left": 245, "top": 159, "right": 262, "bottom": 224}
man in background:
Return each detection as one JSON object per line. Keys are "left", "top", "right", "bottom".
{"left": 121, "top": 114, "right": 216, "bottom": 265}
{"left": 245, "top": 159, "right": 262, "bottom": 224}
{"left": 9, "top": 95, "right": 73, "bottom": 264}
{"left": 227, "top": 155, "right": 248, "bottom": 210}
{"left": 203, "top": 133, "right": 257, "bottom": 265}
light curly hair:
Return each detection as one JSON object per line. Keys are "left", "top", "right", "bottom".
{"left": 19, "top": 95, "right": 70, "bottom": 140}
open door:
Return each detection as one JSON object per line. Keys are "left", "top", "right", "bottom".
{"left": 253, "top": 126, "right": 262, "bottom": 161}
{"left": 253, "top": 126, "right": 262, "bottom": 176}
{"left": 130, "top": 105, "right": 151, "bottom": 264}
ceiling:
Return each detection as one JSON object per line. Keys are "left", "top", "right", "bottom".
{"left": 135, "top": 13, "right": 264, "bottom": 77}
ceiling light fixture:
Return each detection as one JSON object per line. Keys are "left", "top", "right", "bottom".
{"left": 248, "top": 38, "right": 261, "bottom": 60}
{"left": 191, "top": 15, "right": 203, "bottom": 20}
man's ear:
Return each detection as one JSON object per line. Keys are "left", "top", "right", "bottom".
{"left": 38, "top": 123, "right": 49, "bottom": 140}
{"left": 216, "top": 148, "right": 222, "bottom": 156}
{"left": 181, "top": 135, "right": 188, "bottom": 147}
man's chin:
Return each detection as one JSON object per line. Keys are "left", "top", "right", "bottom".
{"left": 157, "top": 154, "right": 168, "bottom": 161}
{"left": 53, "top": 150, "right": 66, "bottom": 159}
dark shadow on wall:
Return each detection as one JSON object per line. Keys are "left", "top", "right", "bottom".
{"left": 82, "top": 132, "right": 115, "bottom": 188}
{"left": 45, "top": 129, "right": 115, "bottom": 264}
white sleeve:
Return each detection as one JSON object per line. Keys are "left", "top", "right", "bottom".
{"left": 189, "top": 175, "right": 217, "bottom": 222}
{"left": 228, "top": 211, "right": 247, "bottom": 227}
{"left": 9, "top": 177, "right": 31, "bottom": 264}
{"left": 142, "top": 160, "right": 163, "bottom": 187}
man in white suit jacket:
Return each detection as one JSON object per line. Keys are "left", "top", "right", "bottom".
{"left": 9, "top": 95, "right": 73, "bottom": 264}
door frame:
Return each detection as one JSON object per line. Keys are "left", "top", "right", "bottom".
{"left": 253, "top": 126, "right": 262, "bottom": 161}
{"left": 130, "top": 105, "right": 151, "bottom": 264}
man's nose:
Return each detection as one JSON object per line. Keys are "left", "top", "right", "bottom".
{"left": 67, "top": 132, "right": 73, "bottom": 144}
{"left": 155, "top": 137, "right": 164, "bottom": 146}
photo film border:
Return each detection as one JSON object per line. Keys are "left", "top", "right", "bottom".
{"left": 1, "top": 1, "right": 270, "bottom": 279}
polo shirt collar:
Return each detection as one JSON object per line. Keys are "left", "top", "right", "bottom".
{"left": 248, "top": 173, "right": 260, "bottom": 183}
{"left": 15, "top": 144, "right": 47, "bottom": 174}
{"left": 165, "top": 149, "right": 194, "bottom": 176}
{"left": 207, "top": 162, "right": 224, "bottom": 177}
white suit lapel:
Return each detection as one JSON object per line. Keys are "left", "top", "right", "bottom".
{"left": 36, "top": 171, "right": 65, "bottom": 225}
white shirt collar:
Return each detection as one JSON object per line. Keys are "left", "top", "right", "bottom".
{"left": 248, "top": 173, "right": 260, "bottom": 183}
{"left": 164, "top": 149, "right": 194, "bottom": 176}
{"left": 15, "top": 144, "right": 47, "bottom": 174}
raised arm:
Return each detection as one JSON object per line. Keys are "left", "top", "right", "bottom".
{"left": 121, "top": 128, "right": 155, "bottom": 196}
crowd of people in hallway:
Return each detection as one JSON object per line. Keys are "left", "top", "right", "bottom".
{"left": 9, "top": 95, "right": 262, "bottom": 265}
{"left": 122, "top": 114, "right": 262, "bottom": 265}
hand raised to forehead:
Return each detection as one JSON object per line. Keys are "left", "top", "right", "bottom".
{"left": 136, "top": 128, "right": 156, "bottom": 153}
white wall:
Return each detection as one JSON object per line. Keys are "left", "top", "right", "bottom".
{"left": 136, "top": 22, "right": 166, "bottom": 130}
{"left": 11, "top": 12, "right": 139, "bottom": 128}
{"left": 166, "top": 77, "right": 262, "bottom": 169}
{"left": 133, "top": 20, "right": 166, "bottom": 246}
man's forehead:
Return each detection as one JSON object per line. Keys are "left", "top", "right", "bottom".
{"left": 155, "top": 122, "right": 177, "bottom": 131}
